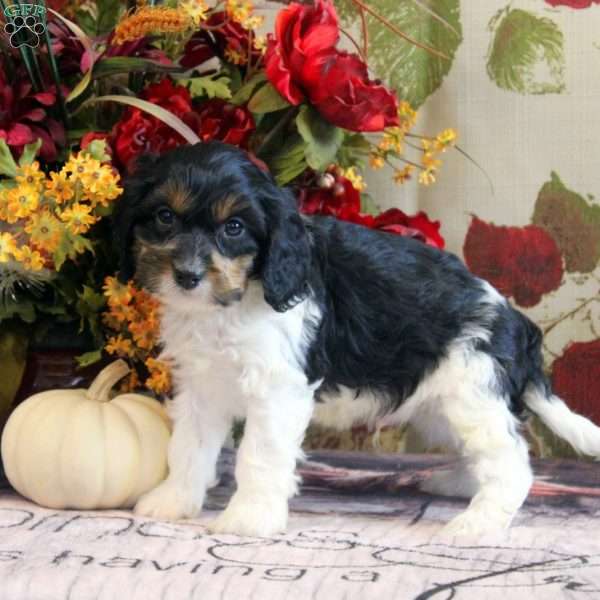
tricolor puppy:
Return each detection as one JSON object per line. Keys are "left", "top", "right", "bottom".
{"left": 115, "top": 141, "right": 600, "bottom": 537}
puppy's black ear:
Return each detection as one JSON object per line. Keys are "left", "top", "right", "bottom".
{"left": 113, "top": 154, "right": 158, "bottom": 283}
{"left": 262, "top": 186, "right": 311, "bottom": 312}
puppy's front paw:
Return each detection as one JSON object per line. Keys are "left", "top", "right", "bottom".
{"left": 134, "top": 480, "right": 204, "bottom": 521}
{"left": 208, "top": 493, "right": 288, "bottom": 537}
{"left": 439, "top": 507, "right": 512, "bottom": 538}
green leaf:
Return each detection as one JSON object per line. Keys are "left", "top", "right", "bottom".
{"left": 337, "top": 133, "right": 372, "bottom": 169}
{"left": 66, "top": 68, "right": 93, "bottom": 103}
{"left": 185, "top": 74, "right": 233, "bottom": 100}
{"left": 94, "top": 57, "right": 180, "bottom": 78}
{"left": 83, "top": 139, "right": 111, "bottom": 163}
{"left": 248, "top": 82, "right": 291, "bottom": 114}
{"left": 0, "top": 139, "right": 18, "bottom": 178}
{"left": 0, "top": 328, "right": 28, "bottom": 428}
{"left": 487, "top": 8, "right": 565, "bottom": 95}
{"left": 75, "top": 349, "right": 103, "bottom": 368}
{"left": 338, "top": 0, "right": 462, "bottom": 109}
{"left": 0, "top": 299, "right": 36, "bottom": 323}
{"left": 80, "top": 95, "right": 201, "bottom": 145}
{"left": 48, "top": 8, "right": 93, "bottom": 52}
{"left": 532, "top": 172, "right": 600, "bottom": 273}
{"left": 269, "top": 135, "right": 308, "bottom": 186}
{"left": 360, "top": 192, "right": 380, "bottom": 216}
{"left": 18, "top": 139, "right": 43, "bottom": 166}
{"left": 95, "top": 0, "right": 124, "bottom": 36}
{"left": 296, "top": 106, "right": 344, "bottom": 171}
{"left": 231, "top": 72, "right": 267, "bottom": 105}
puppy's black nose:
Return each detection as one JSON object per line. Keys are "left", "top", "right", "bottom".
{"left": 173, "top": 268, "right": 203, "bottom": 290}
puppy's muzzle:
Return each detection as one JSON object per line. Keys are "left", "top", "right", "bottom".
{"left": 173, "top": 267, "right": 203, "bottom": 290}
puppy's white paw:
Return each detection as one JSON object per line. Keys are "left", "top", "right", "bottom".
{"left": 208, "top": 493, "right": 288, "bottom": 537}
{"left": 439, "top": 507, "right": 512, "bottom": 538}
{"left": 134, "top": 480, "right": 204, "bottom": 521}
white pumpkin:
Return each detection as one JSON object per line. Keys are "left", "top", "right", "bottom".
{"left": 1, "top": 360, "right": 171, "bottom": 510}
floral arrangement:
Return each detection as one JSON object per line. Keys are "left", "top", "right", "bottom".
{"left": 0, "top": 0, "right": 458, "bottom": 413}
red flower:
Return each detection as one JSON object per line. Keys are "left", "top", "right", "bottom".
{"left": 143, "top": 78, "right": 192, "bottom": 118}
{"left": 266, "top": 0, "right": 339, "bottom": 105}
{"left": 186, "top": 99, "right": 255, "bottom": 148}
{"left": 545, "top": 0, "right": 600, "bottom": 8}
{"left": 298, "top": 176, "right": 361, "bottom": 217}
{"left": 551, "top": 339, "right": 600, "bottom": 425}
{"left": 298, "top": 176, "right": 443, "bottom": 248}
{"left": 0, "top": 61, "right": 65, "bottom": 162}
{"left": 463, "top": 216, "right": 563, "bottom": 307}
{"left": 265, "top": 0, "right": 399, "bottom": 132}
{"left": 373, "top": 209, "right": 444, "bottom": 249}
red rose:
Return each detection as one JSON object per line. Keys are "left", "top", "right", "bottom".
{"left": 373, "top": 209, "right": 445, "bottom": 249}
{"left": 545, "top": 0, "right": 599, "bottom": 8}
{"left": 186, "top": 99, "right": 255, "bottom": 148}
{"left": 463, "top": 216, "right": 564, "bottom": 307}
{"left": 142, "top": 78, "right": 192, "bottom": 118}
{"left": 302, "top": 51, "right": 400, "bottom": 133}
{"left": 266, "top": 0, "right": 339, "bottom": 105}
{"left": 551, "top": 339, "right": 600, "bottom": 425}
{"left": 265, "top": 0, "right": 399, "bottom": 132}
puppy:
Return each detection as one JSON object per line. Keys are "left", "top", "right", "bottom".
{"left": 114, "top": 141, "right": 600, "bottom": 537}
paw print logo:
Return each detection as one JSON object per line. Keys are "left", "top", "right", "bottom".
{"left": 4, "top": 14, "right": 46, "bottom": 49}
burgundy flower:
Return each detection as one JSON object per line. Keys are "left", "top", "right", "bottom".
{"left": 181, "top": 12, "right": 260, "bottom": 69}
{"left": 0, "top": 62, "right": 65, "bottom": 161}
{"left": 298, "top": 176, "right": 361, "bottom": 217}
{"left": 186, "top": 98, "right": 255, "bottom": 148}
{"left": 265, "top": 0, "right": 398, "bottom": 132}
{"left": 545, "top": 0, "right": 600, "bottom": 8}
{"left": 463, "top": 216, "right": 564, "bottom": 307}
{"left": 552, "top": 339, "right": 600, "bottom": 426}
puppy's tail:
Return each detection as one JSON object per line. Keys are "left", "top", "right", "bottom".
{"left": 524, "top": 384, "right": 600, "bottom": 457}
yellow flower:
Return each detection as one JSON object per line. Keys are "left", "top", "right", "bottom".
{"left": 422, "top": 152, "right": 441, "bottom": 171}
{"left": 25, "top": 210, "right": 63, "bottom": 253}
{"left": 81, "top": 166, "right": 122, "bottom": 205}
{"left": 226, "top": 0, "right": 253, "bottom": 25}
{"left": 15, "top": 246, "right": 45, "bottom": 271}
{"left": 343, "top": 166, "right": 367, "bottom": 192}
{"left": 393, "top": 165, "right": 414, "bottom": 185}
{"left": 369, "top": 155, "right": 385, "bottom": 170}
{"left": 103, "top": 276, "right": 134, "bottom": 307}
{"left": 435, "top": 128, "right": 457, "bottom": 149}
{"left": 253, "top": 35, "right": 267, "bottom": 54}
{"left": 15, "top": 162, "right": 45, "bottom": 190}
{"left": 129, "top": 318, "right": 158, "bottom": 350}
{"left": 106, "top": 334, "right": 135, "bottom": 358}
{"left": 224, "top": 47, "right": 247, "bottom": 65}
{"left": 6, "top": 185, "right": 40, "bottom": 219}
{"left": 398, "top": 101, "right": 417, "bottom": 129}
{"left": 62, "top": 152, "right": 90, "bottom": 178}
{"left": 46, "top": 171, "right": 75, "bottom": 204}
{"left": 145, "top": 357, "right": 171, "bottom": 395}
{"left": 180, "top": 0, "right": 209, "bottom": 26}
{"left": 242, "top": 14, "right": 264, "bottom": 30}
{"left": 379, "top": 127, "right": 404, "bottom": 154}
{"left": 0, "top": 232, "right": 19, "bottom": 262}
{"left": 58, "top": 202, "right": 98, "bottom": 234}
{"left": 418, "top": 169, "right": 436, "bottom": 186}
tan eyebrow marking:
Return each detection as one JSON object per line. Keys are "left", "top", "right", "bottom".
{"left": 159, "top": 180, "right": 193, "bottom": 214}
{"left": 212, "top": 195, "right": 249, "bottom": 223}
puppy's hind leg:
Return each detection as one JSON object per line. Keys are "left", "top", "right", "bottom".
{"left": 411, "top": 349, "right": 533, "bottom": 536}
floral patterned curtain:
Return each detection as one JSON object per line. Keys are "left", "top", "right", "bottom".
{"left": 306, "top": 0, "right": 600, "bottom": 455}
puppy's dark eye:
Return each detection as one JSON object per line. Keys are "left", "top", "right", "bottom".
{"left": 156, "top": 208, "right": 175, "bottom": 226}
{"left": 224, "top": 218, "right": 244, "bottom": 237}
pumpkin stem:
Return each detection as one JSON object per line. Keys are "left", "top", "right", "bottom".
{"left": 87, "top": 360, "right": 130, "bottom": 402}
